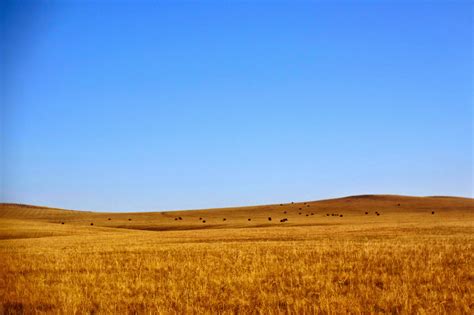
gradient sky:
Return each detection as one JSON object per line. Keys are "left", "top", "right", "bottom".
{"left": 1, "top": 1, "right": 472, "bottom": 212}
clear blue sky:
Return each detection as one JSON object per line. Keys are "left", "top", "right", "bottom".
{"left": 1, "top": 1, "right": 472, "bottom": 212}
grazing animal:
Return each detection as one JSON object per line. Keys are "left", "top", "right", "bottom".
{"left": 398, "top": 204, "right": 401, "bottom": 206}
{"left": 202, "top": 220, "right": 206, "bottom": 223}
{"left": 280, "top": 204, "right": 283, "bottom": 206}
{"left": 280, "top": 218, "right": 288, "bottom": 222}
{"left": 108, "top": 218, "right": 111, "bottom": 220}
{"left": 326, "top": 214, "right": 330, "bottom": 216}
{"left": 377, "top": 213, "right": 380, "bottom": 216}
{"left": 199, "top": 217, "right": 202, "bottom": 220}
{"left": 283, "top": 211, "right": 287, "bottom": 214}
{"left": 299, "top": 213, "right": 302, "bottom": 215}
{"left": 431, "top": 211, "right": 435, "bottom": 215}
{"left": 90, "top": 223, "right": 94, "bottom": 226}
{"left": 128, "top": 218, "right": 132, "bottom": 221}
{"left": 307, "top": 205, "right": 310, "bottom": 207}
{"left": 365, "top": 212, "right": 368, "bottom": 215}
{"left": 299, "top": 208, "right": 302, "bottom": 210}
{"left": 223, "top": 218, "right": 226, "bottom": 221}
{"left": 311, "top": 213, "right": 314, "bottom": 215}
{"left": 61, "top": 222, "right": 64, "bottom": 224}
{"left": 304, "top": 202, "right": 307, "bottom": 205}
{"left": 306, "top": 214, "right": 309, "bottom": 217}
{"left": 248, "top": 218, "right": 251, "bottom": 221}
{"left": 178, "top": 217, "right": 182, "bottom": 220}
{"left": 268, "top": 217, "right": 272, "bottom": 221}
{"left": 291, "top": 202, "right": 294, "bottom": 204}
{"left": 174, "top": 218, "right": 178, "bottom": 221}
{"left": 340, "top": 215, "right": 343, "bottom": 217}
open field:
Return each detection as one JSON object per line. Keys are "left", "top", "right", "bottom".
{"left": 1, "top": 195, "right": 473, "bottom": 314}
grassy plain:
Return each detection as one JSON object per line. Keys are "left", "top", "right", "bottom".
{"left": 0, "top": 195, "right": 473, "bottom": 314}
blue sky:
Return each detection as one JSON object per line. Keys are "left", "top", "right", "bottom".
{"left": 1, "top": 1, "right": 472, "bottom": 212}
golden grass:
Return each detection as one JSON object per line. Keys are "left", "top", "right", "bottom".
{"left": 0, "top": 195, "right": 473, "bottom": 314}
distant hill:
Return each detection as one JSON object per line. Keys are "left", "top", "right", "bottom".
{"left": 1, "top": 195, "right": 472, "bottom": 234}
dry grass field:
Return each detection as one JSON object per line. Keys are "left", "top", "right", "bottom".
{"left": 0, "top": 195, "right": 473, "bottom": 314}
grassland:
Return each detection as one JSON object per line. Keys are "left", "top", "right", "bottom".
{"left": 0, "top": 195, "right": 473, "bottom": 314}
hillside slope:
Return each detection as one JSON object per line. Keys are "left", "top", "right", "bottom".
{"left": 1, "top": 195, "right": 472, "bottom": 237}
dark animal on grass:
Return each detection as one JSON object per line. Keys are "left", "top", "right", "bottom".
{"left": 268, "top": 217, "right": 272, "bottom": 221}
{"left": 223, "top": 218, "right": 226, "bottom": 221}
{"left": 202, "top": 220, "right": 206, "bottom": 223}
{"left": 432, "top": 211, "right": 435, "bottom": 215}
{"left": 61, "top": 222, "right": 64, "bottom": 224}
{"left": 340, "top": 215, "right": 343, "bottom": 217}
{"left": 90, "top": 223, "right": 94, "bottom": 226}
{"left": 248, "top": 218, "right": 251, "bottom": 221}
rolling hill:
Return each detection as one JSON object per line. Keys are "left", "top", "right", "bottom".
{"left": 1, "top": 194, "right": 472, "bottom": 238}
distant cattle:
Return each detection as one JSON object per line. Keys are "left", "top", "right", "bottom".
{"left": 299, "top": 213, "right": 302, "bottom": 215}
{"left": 306, "top": 214, "right": 309, "bottom": 217}
{"left": 280, "top": 218, "right": 288, "bottom": 223}
{"left": 128, "top": 218, "right": 132, "bottom": 221}
{"left": 178, "top": 217, "right": 182, "bottom": 220}
{"left": 365, "top": 212, "right": 368, "bottom": 215}
{"left": 431, "top": 211, "right": 435, "bottom": 215}
{"left": 108, "top": 218, "right": 111, "bottom": 220}
{"left": 90, "top": 223, "right": 94, "bottom": 226}
{"left": 283, "top": 211, "right": 287, "bottom": 214}
{"left": 199, "top": 217, "right": 202, "bottom": 220}
{"left": 223, "top": 218, "right": 226, "bottom": 221}
{"left": 268, "top": 217, "right": 272, "bottom": 221}
{"left": 61, "top": 222, "right": 64, "bottom": 225}
{"left": 174, "top": 218, "right": 178, "bottom": 221}
{"left": 326, "top": 214, "right": 330, "bottom": 216}
{"left": 202, "top": 220, "right": 206, "bottom": 223}
{"left": 311, "top": 213, "right": 314, "bottom": 215}
{"left": 340, "top": 215, "right": 343, "bottom": 217}
{"left": 248, "top": 218, "right": 251, "bottom": 221}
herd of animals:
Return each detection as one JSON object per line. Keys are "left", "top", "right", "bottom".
{"left": 58, "top": 202, "right": 437, "bottom": 226}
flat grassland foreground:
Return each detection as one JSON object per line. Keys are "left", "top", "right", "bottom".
{"left": 0, "top": 195, "right": 473, "bottom": 314}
